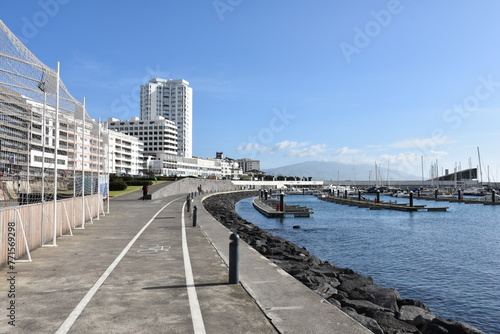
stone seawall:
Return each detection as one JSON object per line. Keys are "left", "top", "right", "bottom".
{"left": 203, "top": 192, "right": 483, "bottom": 334}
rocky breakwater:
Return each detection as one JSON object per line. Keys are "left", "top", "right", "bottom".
{"left": 203, "top": 192, "right": 484, "bottom": 334}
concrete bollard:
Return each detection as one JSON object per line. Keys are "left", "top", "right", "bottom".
{"left": 229, "top": 233, "right": 240, "bottom": 284}
{"left": 409, "top": 191, "right": 414, "bottom": 207}
{"left": 186, "top": 196, "right": 191, "bottom": 212}
{"left": 192, "top": 205, "right": 197, "bottom": 226}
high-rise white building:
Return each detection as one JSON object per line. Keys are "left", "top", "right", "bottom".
{"left": 140, "top": 78, "right": 192, "bottom": 158}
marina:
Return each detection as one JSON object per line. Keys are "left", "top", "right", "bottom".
{"left": 318, "top": 194, "right": 448, "bottom": 211}
{"left": 236, "top": 194, "right": 500, "bottom": 333}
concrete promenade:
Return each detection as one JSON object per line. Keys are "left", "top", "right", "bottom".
{"left": 1, "top": 185, "right": 371, "bottom": 333}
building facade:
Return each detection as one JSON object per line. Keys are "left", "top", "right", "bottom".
{"left": 106, "top": 129, "right": 144, "bottom": 176}
{"left": 236, "top": 158, "right": 261, "bottom": 173}
{"left": 140, "top": 78, "right": 192, "bottom": 158}
{"left": 106, "top": 116, "right": 178, "bottom": 158}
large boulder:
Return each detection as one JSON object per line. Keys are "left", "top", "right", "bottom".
{"left": 342, "top": 307, "right": 384, "bottom": 334}
{"left": 353, "top": 285, "right": 401, "bottom": 312}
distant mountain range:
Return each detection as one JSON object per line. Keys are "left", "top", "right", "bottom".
{"left": 262, "top": 161, "right": 420, "bottom": 181}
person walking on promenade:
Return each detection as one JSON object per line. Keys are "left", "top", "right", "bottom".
{"left": 142, "top": 184, "right": 149, "bottom": 201}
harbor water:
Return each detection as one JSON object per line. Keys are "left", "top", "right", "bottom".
{"left": 235, "top": 194, "right": 500, "bottom": 333}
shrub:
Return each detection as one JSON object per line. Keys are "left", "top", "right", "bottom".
{"left": 109, "top": 180, "right": 128, "bottom": 191}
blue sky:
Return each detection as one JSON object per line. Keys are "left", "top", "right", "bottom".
{"left": 2, "top": 1, "right": 500, "bottom": 180}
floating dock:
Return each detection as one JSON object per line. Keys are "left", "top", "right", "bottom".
{"left": 318, "top": 196, "right": 448, "bottom": 212}
{"left": 252, "top": 197, "right": 314, "bottom": 217}
{"left": 408, "top": 195, "right": 500, "bottom": 206}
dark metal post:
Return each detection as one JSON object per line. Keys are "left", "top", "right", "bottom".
{"left": 279, "top": 193, "right": 284, "bottom": 211}
{"left": 409, "top": 191, "right": 414, "bottom": 207}
{"left": 376, "top": 190, "right": 380, "bottom": 203}
{"left": 192, "top": 206, "right": 197, "bottom": 226}
{"left": 458, "top": 189, "right": 462, "bottom": 201}
{"left": 337, "top": 189, "right": 340, "bottom": 197}
{"left": 344, "top": 190, "right": 348, "bottom": 199}
{"left": 186, "top": 196, "right": 191, "bottom": 212}
{"left": 492, "top": 189, "right": 496, "bottom": 203}
{"left": 435, "top": 189, "right": 438, "bottom": 199}
{"left": 358, "top": 190, "right": 361, "bottom": 201}
{"left": 264, "top": 189, "right": 268, "bottom": 200}
{"left": 417, "top": 189, "right": 421, "bottom": 198}
{"left": 229, "top": 233, "right": 240, "bottom": 284}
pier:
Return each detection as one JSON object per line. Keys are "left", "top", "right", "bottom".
{"left": 318, "top": 195, "right": 448, "bottom": 212}
{"left": 252, "top": 197, "right": 314, "bottom": 217}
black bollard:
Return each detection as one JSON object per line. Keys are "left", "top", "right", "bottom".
{"left": 229, "top": 233, "right": 240, "bottom": 284}
{"left": 279, "top": 193, "right": 284, "bottom": 211}
{"left": 409, "top": 191, "right": 414, "bottom": 207}
{"left": 492, "top": 189, "right": 496, "bottom": 203}
{"left": 264, "top": 189, "right": 268, "bottom": 200}
{"left": 435, "top": 189, "right": 438, "bottom": 199}
{"left": 192, "top": 205, "right": 197, "bottom": 226}
{"left": 344, "top": 190, "right": 348, "bottom": 199}
{"left": 186, "top": 196, "right": 191, "bottom": 212}
{"left": 458, "top": 189, "right": 462, "bottom": 201}
{"left": 358, "top": 190, "right": 361, "bottom": 201}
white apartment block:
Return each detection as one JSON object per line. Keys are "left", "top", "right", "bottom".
{"left": 106, "top": 129, "right": 144, "bottom": 176}
{"left": 106, "top": 116, "right": 178, "bottom": 158}
{"left": 140, "top": 78, "right": 192, "bottom": 158}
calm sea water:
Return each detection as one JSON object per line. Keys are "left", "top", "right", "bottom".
{"left": 235, "top": 194, "right": 500, "bottom": 333}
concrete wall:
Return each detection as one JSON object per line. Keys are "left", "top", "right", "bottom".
{"left": 151, "top": 178, "right": 240, "bottom": 200}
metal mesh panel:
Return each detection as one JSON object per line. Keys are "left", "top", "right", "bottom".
{"left": 0, "top": 20, "right": 108, "bottom": 207}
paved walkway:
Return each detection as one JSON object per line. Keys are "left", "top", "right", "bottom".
{"left": 1, "top": 187, "right": 371, "bottom": 334}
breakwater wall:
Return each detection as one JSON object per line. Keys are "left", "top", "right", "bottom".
{"left": 203, "top": 192, "right": 483, "bottom": 334}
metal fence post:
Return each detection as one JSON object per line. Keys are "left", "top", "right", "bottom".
{"left": 229, "top": 233, "right": 240, "bottom": 284}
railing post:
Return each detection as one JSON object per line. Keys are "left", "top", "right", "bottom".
{"left": 192, "top": 205, "right": 198, "bottom": 226}
{"left": 229, "top": 233, "right": 240, "bottom": 284}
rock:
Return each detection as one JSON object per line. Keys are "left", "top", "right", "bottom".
{"left": 354, "top": 285, "right": 401, "bottom": 312}
{"left": 341, "top": 299, "right": 392, "bottom": 315}
{"left": 314, "top": 282, "right": 338, "bottom": 299}
{"left": 367, "top": 310, "right": 420, "bottom": 333}
{"left": 397, "top": 305, "right": 436, "bottom": 325}
{"left": 338, "top": 273, "right": 373, "bottom": 294}
{"left": 398, "top": 298, "right": 431, "bottom": 312}
{"left": 342, "top": 307, "right": 384, "bottom": 334}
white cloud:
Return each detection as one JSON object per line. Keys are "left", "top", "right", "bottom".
{"left": 333, "top": 146, "right": 361, "bottom": 156}
{"left": 286, "top": 144, "right": 327, "bottom": 158}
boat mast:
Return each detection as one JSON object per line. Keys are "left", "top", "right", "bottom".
{"left": 477, "top": 147, "right": 483, "bottom": 185}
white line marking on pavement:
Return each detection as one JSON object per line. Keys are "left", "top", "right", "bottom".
{"left": 182, "top": 201, "right": 207, "bottom": 334}
{"left": 55, "top": 197, "right": 183, "bottom": 334}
